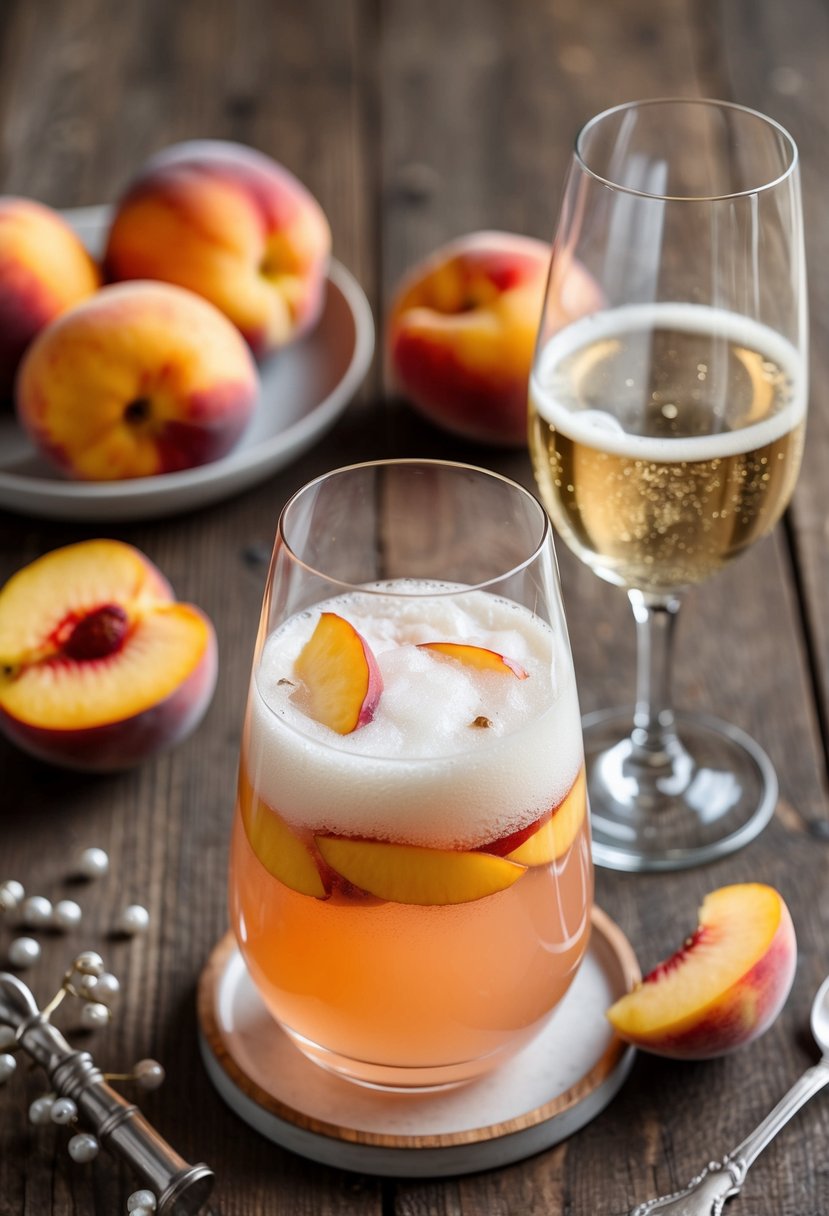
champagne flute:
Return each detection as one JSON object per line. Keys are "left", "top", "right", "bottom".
{"left": 529, "top": 98, "right": 808, "bottom": 871}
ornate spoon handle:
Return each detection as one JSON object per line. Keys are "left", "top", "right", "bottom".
{"left": 630, "top": 1057, "right": 829, "bottom": 1215}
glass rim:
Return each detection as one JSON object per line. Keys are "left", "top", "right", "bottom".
{"left": 277, "top": 457, "right": 552, "bottom": 595}
{"left": 574, "top": 96, "right": 800, "bottom": 202}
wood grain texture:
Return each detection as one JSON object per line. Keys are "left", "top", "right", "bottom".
{"left": 0, "top": 0, "right": 827, "bottom": 1213}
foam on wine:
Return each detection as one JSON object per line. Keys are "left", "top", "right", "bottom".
{"left": 249, "top": 584, "right": 582, "bottom": 850}
{"left": 532, "top": 302, "right": 805, "bottom": 462}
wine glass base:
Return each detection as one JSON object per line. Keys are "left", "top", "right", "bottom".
{"left": 583, "top": 707, "right": 778, "bottom": 872}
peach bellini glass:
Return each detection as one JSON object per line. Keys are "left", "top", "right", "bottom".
{"left": 228, "top": 459, "right": 592, "bottom": 1091}
{"left": 529, "top": 99, "right": 808, "bottom": 871}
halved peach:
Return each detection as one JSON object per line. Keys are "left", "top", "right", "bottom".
{"left": 238, "top": 773, "right": 326, "bottom": 898}
{"left": 417, "top": 641, "right": 528, "bottom": 679}
{"left": 293, "top": 611, "right": 382, "bottom": 734}
{"left": 315, "top": 835, "right": 526, "bottom": 905}
{"left": 607, "top": 883, "right": 797, "bottom": 1059}
{"left": 504, "top": 768, "right": 587, "bottom": 865}
{"left": 0, "top": 539, "right": 217, "bottom": 771}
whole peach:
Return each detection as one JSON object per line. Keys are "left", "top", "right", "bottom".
{"left": 104, "top": 140, "right": 331, "bottom": 357}
{"left": 16, "top": 281, "right": 259, "bottom": 480}
{"left": 0, "top": 197, "right": 99, "bottom": 399}
{"left": 386, "top": 231, "right": 600, "bottom": 447}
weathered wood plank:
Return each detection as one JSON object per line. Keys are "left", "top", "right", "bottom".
{"left": 0, "top": 0, "right": 383, "bottom": 1213}
{"left": 1, "top": 0, "right": 828, "bottom": 1213}
{"left": 380, "top": 1, "right": 829, "bottom": 1213}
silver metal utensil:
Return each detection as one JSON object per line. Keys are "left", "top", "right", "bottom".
{"left": 0, "top": 971, "right": 214, "bottom": 1215}
{"left": 629, "top": 974, "right": 829, "bottom": 1216}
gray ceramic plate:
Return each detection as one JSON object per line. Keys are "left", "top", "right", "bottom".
{"left": 0, "top": 206, "right": 374, "bottom": 521}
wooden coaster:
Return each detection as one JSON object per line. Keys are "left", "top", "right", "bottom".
{"left": 197, "top": 906, "right": 640, "bottom": 1177}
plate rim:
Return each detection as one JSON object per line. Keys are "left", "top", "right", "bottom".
{"left": 0, "top": 205, "right": 375, "bottom": 518}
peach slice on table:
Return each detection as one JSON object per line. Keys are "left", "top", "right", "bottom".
{"left": 503, "top": 767, "right": 587, "bottom": 865}
{"left": 0, "top": 539, "right": 217, "bottom": 771}
{"left": 607, "top": 883, "right": 797, "bottom": 1060}
{"left": 293, "top": 611, "right": 382, "bottom": 734}
{"left": 315, "top": 835, "right": 526, "bottom": 905}
{"left": 417, "top": 641, "right": 528, "bottom": 679}
{"left": 239, "top": 774, "right": 326, "bottom": 898}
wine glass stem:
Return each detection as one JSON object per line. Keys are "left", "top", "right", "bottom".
{"left": 629, "top": 588, "right": 683, "bottom": 767}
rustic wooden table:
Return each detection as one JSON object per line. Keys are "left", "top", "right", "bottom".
{"left": 1, "top": 1, "right": 828, "bottom": 1213}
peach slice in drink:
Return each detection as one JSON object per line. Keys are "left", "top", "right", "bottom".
{"left": 293, "top": 611, "right": 383, "bottom": 733}
{"left": 239, "top": 774, "right": 327, "bottom": 899}
{"left": 504, "top": 768, "right": 587, "bottom": 865}
{"left": 417, "top": 641, "right": 528, "bottom": 678}
{"left": 315, "top": 835, "right": 526, "bottom": 905}
{"left": 607, "top": 883, "right": 797, "bottom": 1059}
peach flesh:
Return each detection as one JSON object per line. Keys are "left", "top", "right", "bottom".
{"left": 607, "top": 884, "right": 797, "bottom": 1059}
{"left": 293, "top": 612, "right": 383, "bottom": 735}
{"left": 0, "top": 540, "right": 217, "bottom": 771}
{"left": 417, "top": 641, "right": 528, "bottom": 679}
{"left": 0, "top": 641, "right": 217, "bottom": 771}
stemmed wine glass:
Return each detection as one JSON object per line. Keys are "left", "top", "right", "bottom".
{"left": 529, "top": 98, "right": 808, "bottom": 871}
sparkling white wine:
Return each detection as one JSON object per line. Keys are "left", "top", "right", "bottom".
{"left": 529, "top": 304, "right": 806, "bottom": 593}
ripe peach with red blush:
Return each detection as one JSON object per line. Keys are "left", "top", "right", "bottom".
{"left": 0, "top": 197, "right": 99, "bottom": 399}
{"left": 104, "top": 140, "right": 331, "bottom": 357}
{"left": 15, "top": 281, "right": 259, "bottom": 480}
{"left": 0, "top": 539, "right": 217, "bottom": 771}
{"left": 386, "top": 231, "right": 600, "bottom": 446}
{"left": 607, "top": 883, "right": 796, "bottom": 1059}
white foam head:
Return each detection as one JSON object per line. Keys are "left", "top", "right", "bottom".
{"left": 247, "top": 585, "right": 583, "bottom": 850}
{"left": 532, "top": 303, "right": 806, "bottom": 463}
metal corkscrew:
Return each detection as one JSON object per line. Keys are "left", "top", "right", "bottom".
{"left": 0, "top": 971, "right": 214, "bottom": 1215}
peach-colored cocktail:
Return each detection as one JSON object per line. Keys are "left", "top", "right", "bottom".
{"left": 229, "top": 572, "right": 592, "bottom": 1090}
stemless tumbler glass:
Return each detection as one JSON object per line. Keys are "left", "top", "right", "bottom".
{"left": 529, "top": 98, "right": 808, "bottom": 871}
{"left": 229, "top": 459, "right": 592, "bottom": 1090}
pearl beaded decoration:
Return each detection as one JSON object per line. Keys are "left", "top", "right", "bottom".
{"left": 75, "top": 973, "right": 99, "bottom": 1001}
{"left": 20, "top": 896, "right": 53, "bottom": 929}
{"left": 52, "top": 899, "right": 83, "bottom": 931}
{"left": 0, "top": 1052, "right": 17, "bottom": 1083}
{"left": 127, "top": 1191, "right": 157, "bottom": 1212}
{"left": 0, "top": 1025, "right": 16, "bottom": 1050}
{"left": 76, "top": 847, "right": 109, "bottom": 879}
{"left": 80, "top": 1001, "right": 111, "bottom": 1030}
{"left": 0, "top": 879, "right": 24, "bottom": 912}
{"left": 74, "top": 950, "right": 105, "bottom": 977}
{"left": 8, "top": 936, "right": 41, "bottom": 968}
{"left": 68, "top": 1132, "right": 100, "bottom": 1163}
{"left": 134, "top": 1058, "right": 165, "bottom": 1090}
{"left": 50, "top": 1096, "right": 78, "bottom": 1125}
{"left": 93, "top": 972, "right": 120, "bottom": 1004}
{"left": 28, "top": 1095, "right": 55, "bottom": 1125}
{"left": 116, "top": 905, "right": 150, "bottom": 936}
